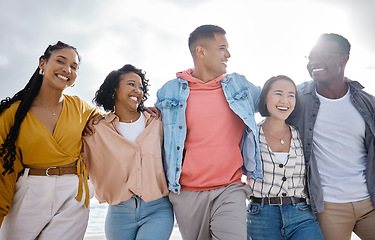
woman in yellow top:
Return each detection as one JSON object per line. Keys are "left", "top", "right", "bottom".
{"left": 81, "top": 64, "right": 173, "bottom": 240}
{"left": 0, "top": 41, "right": 99, "bottom": 239}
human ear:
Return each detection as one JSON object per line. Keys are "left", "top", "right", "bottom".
{"left": 196, "top": 46, "right": 205, "bottom": 59}
{"left": 39, "top": 59, "right": 46, "bottom": 71}
{"left": 340, "top": 54, "right": 349, "bottom": 66}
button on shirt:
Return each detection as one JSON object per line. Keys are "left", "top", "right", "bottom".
{"left": 249, "top": 123, "right": 308, "bottom": 198}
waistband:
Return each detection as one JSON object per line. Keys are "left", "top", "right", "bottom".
{"left": 250, "top": 196, "right": 306, "bottom": 205}
{"left": 23, "top": 158, "right": 90, "bottom": 208}
{"left": 24, "top": 162, "right": 77, "bottom": 176}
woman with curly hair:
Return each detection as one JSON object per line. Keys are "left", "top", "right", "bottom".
{"left": 81, "top": 64, "right": 174, "bottom": 240}
{"left": 0, "top": 41, "right": 100, "bottom": 239}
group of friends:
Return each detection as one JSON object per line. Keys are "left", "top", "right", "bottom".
{"left": 0, "top": 24, "right": 374, "bottom": 240}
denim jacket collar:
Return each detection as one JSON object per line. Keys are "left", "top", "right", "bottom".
{"left": 302, "top": 80, "right": 364, "bottom": 96}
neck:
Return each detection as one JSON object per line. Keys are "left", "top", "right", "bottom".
{"left": 36, "top": 87, "right": 64, "bottom": 106}
{"left": 316, "top": 76, "right": 348, "bottom": 99}
{"left": 192, "top": 67, "right": 222, "bottom": 83}
{"left": 263, "top": 118, "right": 288, "bottom": 133}
{"left": 115, "top": 109, "right": 141, "bottom": 123}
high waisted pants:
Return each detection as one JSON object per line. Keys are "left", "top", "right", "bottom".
{"left": 0, "top": 168, "right": 93, "bottom": 240}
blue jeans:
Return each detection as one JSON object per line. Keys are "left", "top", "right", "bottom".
{"left": 105, "top": 195, "right": 174, "bottom": 240}
{"left": 247, "top": 199, "right": 323, "bottom": 240}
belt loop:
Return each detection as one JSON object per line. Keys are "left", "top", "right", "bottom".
{"left": 24, "top": 168, "right": 30, "bottom": 177}
{"left": 291, "top": 196, "right": 296, "bottom": 206}
{"left": 261, "top": 197, "right": 265, "bottom": 208}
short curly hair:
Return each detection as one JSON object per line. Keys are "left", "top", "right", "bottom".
{"left": 93, "top": 64, "right": 149, "bottom": 112}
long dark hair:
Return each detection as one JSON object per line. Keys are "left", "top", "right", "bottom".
{"left": 0, "top": 41, "right": 80, "bottom": 175}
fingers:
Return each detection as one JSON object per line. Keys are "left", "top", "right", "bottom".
{"left": 145, "top": 107, "right": 162, "bottom": 119}
{"left": 82, "top": 115, "right": 105, "bottom": 136}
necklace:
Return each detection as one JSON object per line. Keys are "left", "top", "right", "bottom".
{"left": 262, "top": 125, "right": 289, "bottom": 145}
{"left": 120, "top": 113, "right": 141, "bottom": 123}
{"left": 35, "top": 98, "right": 58, "bottom": 116}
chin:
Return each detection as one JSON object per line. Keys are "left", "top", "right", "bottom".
{"left": 313, "top": 78, "right": 329, "bottom": 84}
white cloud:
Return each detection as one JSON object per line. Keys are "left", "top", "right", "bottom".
{"left": 1, "top": 0, "right": 375, "bottom": 103}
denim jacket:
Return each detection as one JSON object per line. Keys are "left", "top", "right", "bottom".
{"left": 287, "top": 81, "right": 375, "bottom": 213}
{"left": 155, "top": 72, "right": 263, "bottom": 193}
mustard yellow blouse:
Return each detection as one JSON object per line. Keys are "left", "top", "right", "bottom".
{"left": 0, "top": 95, "right": 99, "bottom": 226}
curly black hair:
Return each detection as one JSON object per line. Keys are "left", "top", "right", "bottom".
{"left": 93, "top": 64, "right": 149, "bottom": 112}
{"left": 0, "top": 41, "right": 80, "bottom": 175}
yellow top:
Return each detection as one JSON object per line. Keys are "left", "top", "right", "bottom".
{"left": 0, "top": 95, "right": 100, "bottom": 226}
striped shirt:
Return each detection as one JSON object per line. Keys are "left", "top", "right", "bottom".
{"left": 248, "top": 122, "right": 308, "bottom": 198}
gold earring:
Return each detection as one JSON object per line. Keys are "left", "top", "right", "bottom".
{"left": 39, "top": 69, "right": 44, "bottom": 75}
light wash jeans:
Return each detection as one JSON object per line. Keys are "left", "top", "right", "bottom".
{"left": 105, "top": 195, "right": 174, "bottom": 240}
{"left": 247, "top": 199, "right": 323, "bottom": 240}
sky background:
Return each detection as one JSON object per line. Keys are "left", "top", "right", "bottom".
{"left": 0, "top": 1, "right": 372, "bottom": 238}
{"left": 1, "top": 0, "right": 375, "bottom": 110}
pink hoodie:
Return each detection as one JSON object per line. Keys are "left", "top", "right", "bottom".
{"left": 177, "top": 69, "right": 245, "bottom": 191}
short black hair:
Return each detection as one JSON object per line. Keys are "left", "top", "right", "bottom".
{"left": 93, "top": 64, "right": 149, "bottom": 112}
{"left": 258, "top": 75, "right": 299, "bottom": 117}
{"left": 318, "top": 33, "right": 351, "bottom": 55}
{"left": 188, "top": 24, "right": 226, "bottom": 56}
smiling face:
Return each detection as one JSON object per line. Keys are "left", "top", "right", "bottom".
{"left": 114, "top": 72, "right": 144, "bottom": 112}
{"left": 39, "top": 48, "right": 79, "bottom": 90}
{"left": 200, "top": 33, "right": 231, "bottom": 78}
{"left": 307, "top": 40, "right": 349, "bottom": 85}
{"left": 265, "top": 79, "right": 296, "bottom": 121}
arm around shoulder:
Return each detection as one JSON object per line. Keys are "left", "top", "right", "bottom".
{"left": 231, "top": 72, "right": 262, "bottom": 110}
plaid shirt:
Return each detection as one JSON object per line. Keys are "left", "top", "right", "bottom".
{"left": 249, "top": 123, "right": 308, "bottom": 199}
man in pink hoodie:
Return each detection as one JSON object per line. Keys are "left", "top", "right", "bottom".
{"left": 156, "top": 25, "right": 262, "bottom": 240}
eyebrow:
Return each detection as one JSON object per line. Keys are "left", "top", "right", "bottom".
{"left": 122, "top": 79, "right": 142, "bottom": 84}
{"left": 56, "top": 55, "right": 78, "bottom": 65}
{"left": 273, "top": 89, "right": 295, "bottom": 94}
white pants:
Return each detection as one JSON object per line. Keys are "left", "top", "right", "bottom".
{"left": 0, "top": 169, "right": 94, "bottom": 240}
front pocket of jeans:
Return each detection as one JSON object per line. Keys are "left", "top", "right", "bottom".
{"left": 247, "top": 202, "right": 261, "bottom": 215}
{"left": 296, "top": 202, "right": 310, "bottom": 211}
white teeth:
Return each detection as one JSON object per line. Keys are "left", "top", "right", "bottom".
{"left": 312, "top": 68, "right": 324, "bottom": 72}
{"left": 130, "top": 96, "right": 138, "bottom": 102}
{"left": 57, "top": 74, "right": 68, "bottom": 81}
{"left": 277, "top": 107, "right": 288, "bottom": 111}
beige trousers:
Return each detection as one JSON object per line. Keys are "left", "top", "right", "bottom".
{"left": 169, "top": 183, "right": 251, "bottom": 240}
{"left": 0, "top": 169, "right": 93, "bottom": 240}
{"left": 316, "top": 198, "right": 375, "bottom": 240}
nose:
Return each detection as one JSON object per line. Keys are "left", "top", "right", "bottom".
{"left": 225, "top": 49, "right": 231, "bottom": 58}
{"left": 134, "top": 86, "right": 143, "bottom": 94}
{"left": 280, "top": 96, "right": 288, "bottom": 103}
{"left": 306, "top": 59, "right": 318, "bottom": 71}
{"left": 62, "top": 66, "right": 72, "bottom": 74}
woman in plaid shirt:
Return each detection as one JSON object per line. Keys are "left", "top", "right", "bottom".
{"left": 246, "top": 75, "right": 323, "bottom": 240}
